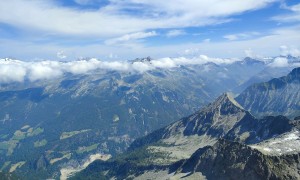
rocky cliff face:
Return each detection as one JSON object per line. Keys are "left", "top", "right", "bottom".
{"left": 129, "top": 93, "right": 294, "bottom": 153}
{"left": 74, "top": 93, "right": 300, "bottom": 180}
{"left": 236, "top": 67, "right": 300, "bottom": 118}
{"left": 176, "top": 139, "right": 300, "bottom": 180}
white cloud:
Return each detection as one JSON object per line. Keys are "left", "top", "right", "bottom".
{"left": 244, "top": 48, "right": 254, "bottom": 57}
{"left": 0, "top": 0, "right": 277, "bottom": 38}
{"left": 132, "top": 62, "right": 154, "bottom": 72}
{"left": 3, "top": 44, "right": 300, "bottom": 83}
{"left": 243, "top": 48, "right": 264, "bottom": 59}
{"left": 166, "top": 30, "right": 186, "bottom": 37}
{"left": 28, "top": 61, "right": 63, "bottom": 81}
{"left": 280, "top": 45, "right": 300, "bottom": 57}
{"left": 269, "top": 57, "right": 289, "bottom": 67}
{"left": 203, "top": 39, "right": 211, "bottom": 43}
{"left": 0, "top": 60, "right": 26, "bottom": 83}
{"left": 1, "top": 24, "right": 299, "bottom": 60}
{"left": 272, "top": 3, "right": 300, "bottom": 22}
{"left": 107, "top": 53, "right": 118, "bottom": 59}
{"left": 0, "top": 55, "right": 241, "bottom": 83}
{"left": 223, "top": 34, "right": 238, "bottom": 41}
{"left": 64, "top": 59, "right": 101, "bottom": 74}
{"left": 57, "top": 51, "right": 67, "bottom": 59}
{"left": 179, "top": 48, "right": 201, "bottom": 57}
{"left": 105, "top": 31, "right": 157, "bottom": 45}
{"left": 0, "top": 0, "right": 290, "bottom": 60}
{"left": 223, "top": 32, "right": 260, "bottom": 41}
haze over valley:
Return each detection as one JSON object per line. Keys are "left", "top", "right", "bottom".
{"left": 0, "top": 0, "right": 300, "bottom": 179}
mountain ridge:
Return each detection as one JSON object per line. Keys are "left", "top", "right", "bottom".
{"left": 236, "top": 67, "right": 300, "bottom": 118}
{"left": 1, "top": 58, "right": 300, "bottom": 178}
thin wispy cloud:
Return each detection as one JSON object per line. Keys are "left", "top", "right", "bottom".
{"left": 0, "top": 0, "right": 277, "bottom": 38}
{"left": 57, "top": 51, "right": 67, "bottom": 59}
{"left": 74, "top": 0, "right": 98, "bottom": 5}
{"left": 105, "top": 31, "right": 158, "bottom": 46}
{"left": 202, "top": 39, "right": 211, "bottom": 43}
{"left": 272, "top": 3, "right": 300, "bottom": 22}
{"left": 166, "top": 30, "right": 186, "bottom": 37}
{"left": 0, "top": 0, "right": 299, "bottom": 59}
{"left": 223, "top": 32, "right": 260, "bottom": 41}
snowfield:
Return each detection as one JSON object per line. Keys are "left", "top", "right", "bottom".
{"left": 251, "top": 130, "right": 300, "bottom": 155}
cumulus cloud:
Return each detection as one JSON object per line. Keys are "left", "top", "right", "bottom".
{"left": 0, "top": 60, "right": 26, "bottom": 83}
{"left": 64, "top": 59, "right": 101, "bottom": 74}
{"left": 3, "top": 48, "right": 299, "bottom": 84}
{"left": 28, "top": 61, "right": 63, "bottom": 81}
{"left": 0, "top": 55, "right": 240, "bottom": 83}
{"left": 280, "top": 45, "right": 300, "bottom": 57}
{"left": 269, "top": 57, "right": 289, "bottom": 67}
{"left": 57, "top": 51, "right": 67, "bottom": 59}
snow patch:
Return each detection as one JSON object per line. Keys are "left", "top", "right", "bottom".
{"left": 284, "top": 132, "right": 298, "bottom": 141}
{"left": 263, "top": 147, "right": 272, "bottom": 152}
{"left": 251, "top": 130, "right": 300, "bottom": 155}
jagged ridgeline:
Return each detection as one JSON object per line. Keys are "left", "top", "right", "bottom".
{"left": 237, "top": 67, "right": 300, "bottom": 118}
{"left": 73, "top": 93, "right": 300, "bottom": 179}
{"left": 0, "top": 57, "right": 299, "bottom": 179}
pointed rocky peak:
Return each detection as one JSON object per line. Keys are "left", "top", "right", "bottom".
{"left": 280, "top": 54, "right": 300, "bottom": 62}
{"left": 130, "top": 56, "right": 152, "bottom": 64}
{"left": 288, "top": 67, "right": 300, "bottom": 79}
{"left": 201, "top": 92, "right": 245, "bottom": 115}
{"left": 1, "top": 57, "right": 13, "bottom": 62}
{"left": 241, "top": 57, "right": 265, "bottom": 65}
{"left": 211, "top": 92, "right": 244, "bottom": 109}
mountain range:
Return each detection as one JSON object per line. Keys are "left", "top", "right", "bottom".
{"left": 237, "top": 67, "right": 300, "bottom": 118}
{"left": 0, "top": 56, "right": 299, "bottom": 179}
{"left": 73, "top": 93, "right": 300, "bottom": 179}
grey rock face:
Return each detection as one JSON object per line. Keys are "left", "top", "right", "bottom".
{"left": 177, "top": 139, "right": 300, "bottom": 180}
{"left": 75, "top": 92, "right": 300, "bottom": 179}
{"left": 236, "top": 67, "right": 300, "bottom": 118}
{"left": 130, "top": 93, "right": 294, "bottom": 151}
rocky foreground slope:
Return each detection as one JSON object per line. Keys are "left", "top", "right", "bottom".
{"left": 73, "top": 93, "right": 300, "bottom": 179}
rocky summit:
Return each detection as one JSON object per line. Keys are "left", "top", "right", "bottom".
{"left": 73, "top": 93, "right": 300, "bottom": 179}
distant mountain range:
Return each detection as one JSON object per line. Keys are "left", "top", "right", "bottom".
{"left": 0, "top": 56, "right": 299, "bottom": 178}
{"left": 237, "top": 67, "right": 300, "bottom": 118}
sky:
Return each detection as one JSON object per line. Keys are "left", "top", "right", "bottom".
{"left": 0, "top": 0, "right": 300, "bottom": 60}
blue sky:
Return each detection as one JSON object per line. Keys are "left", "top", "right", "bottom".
{"left": 0, "top": 0, "right": 300, "bottom": 60}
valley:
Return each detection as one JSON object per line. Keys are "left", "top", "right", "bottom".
{"left": 0, "top": 57, "right": 299, "bottom": 179}
{"left": 1, "top": 1, "right": 300, "bottom": 179}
